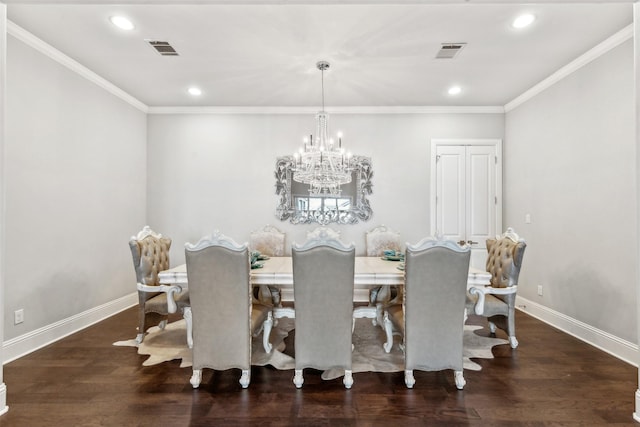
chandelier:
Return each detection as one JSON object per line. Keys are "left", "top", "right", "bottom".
{"left": 292, "top": 61, "right": 353, "bottom": 196}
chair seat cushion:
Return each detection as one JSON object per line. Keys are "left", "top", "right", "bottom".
{"left": 386, "top": 304, "right": 405, "bottom": 335}
{"left": 466, "top": 292, "right": 508, "bottom": 317}
{"left": 144, "top": 290, "right": 190, "bottom": 314}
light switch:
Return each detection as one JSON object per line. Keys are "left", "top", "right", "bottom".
{"left": 525, "top": 213, "right": 531, "bottom": 224}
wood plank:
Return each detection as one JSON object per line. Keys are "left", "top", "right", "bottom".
{"left": 0, "top": 308, "right": 636, "bottom": 426}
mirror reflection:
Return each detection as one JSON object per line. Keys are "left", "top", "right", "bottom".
{"left": 275, "top": 155, "right": 373, "bottom": 225}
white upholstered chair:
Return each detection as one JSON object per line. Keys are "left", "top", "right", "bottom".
{"left": 129, "top": 226, "right": 190, "bottom": 344}
{"left": 466, "top": 228, "right": 526, "bottom": 349}
{"left": 365, "top": 225, "right": 402, "bottom": 307}
{"left": 383, "top": 237, "right": 471, "bottom": 389}
{"left": 185, "top": 231, "right": 273, "bottom": 389}
{"left": 306, "top": 226, "right": 341, "bottom": 241}
{"left": 249, "top": 224, "right": 286, "bottom": 306}
{"left": 291, "top": 230, "right": 356, "bottom": 389}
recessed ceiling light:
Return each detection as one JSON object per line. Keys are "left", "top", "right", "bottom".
{"left": 448, "top": 86, "right": 462, "bottom": 96}
{"left": 109, "top": 16, "right": 134, "bottom": 31}
{"left": 188, "top": 87, "right": 202, "bottom": 96}
{"left": 512, "top": 13, "right": 535, "bottom": 29}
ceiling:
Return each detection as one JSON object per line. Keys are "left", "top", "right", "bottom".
{"left": 5, "top": 2, "right": 634, "bottom": 108}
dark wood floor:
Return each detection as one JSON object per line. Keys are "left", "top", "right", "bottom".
{"left": 0, "top": 307, "right": 636, "bottom": 426}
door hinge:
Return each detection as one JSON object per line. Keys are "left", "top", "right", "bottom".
{"left": 495, "top": 196, "right": 498, "bottom": 204}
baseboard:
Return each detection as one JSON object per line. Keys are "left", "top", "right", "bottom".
{"left": 2, "top": 293, "right": 138, "bottom": 364}
{"left": 516, "top": 296, "right": 638, "bottom": 366}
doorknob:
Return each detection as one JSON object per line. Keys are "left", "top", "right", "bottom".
{"left": 467, "top": 240, "right": 478, "bottom": 245}
{"left": 457, "top": 240, "right": 466, "bottom": 246}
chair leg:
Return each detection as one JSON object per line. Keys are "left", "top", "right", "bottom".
{"left": 343, "top": 370, "right": 353, "bottom": 389}
{"left": 263, "top": 312, "right": 273, "bottom": 353}
{"left": 507, "top": 309, "right": 518, "bottom": 348}
{"left": 270, "top": 286, "right": 282, "bottom": 308}
{"left": 239, "top": 369, "right": 251, "bottom": 388}
{"left": 404, "top": 370, "right": 415, "bottom": 388}
{"left": 382, "top": 311, "right": 394, "bottom": 353}
{"left": 454, "top": 370, "right": 466, "bottom": 390}
{"left": 293, "top": 369, "right": 304, "bottom": 388}
{"left": 158, "top": 319, "right": 167, "bottom": 330}
{"left": 183, "top": 307, "right": 193, "bottom": 349}
{"left": 508, "top": 336, "right": 519, "bottom": 349}
{"left": 369, "top": 287, "right": 380, "bottom": 325}
{"left": 488, "top": 320, "right": 497, "bottom": 334}
{"left": 190, "top": 369, "right": 202, "bottom": 388}
{"left": 135, "top": 333, "right": 144, "bottom": 344}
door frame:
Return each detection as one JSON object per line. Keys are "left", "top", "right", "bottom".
{"left": 429, "top": 138, "right": 503, "bottom": 240}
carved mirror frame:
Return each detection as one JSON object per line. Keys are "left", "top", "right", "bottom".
{"left": 275, "top": 155, "right": 373, "bottom": 225}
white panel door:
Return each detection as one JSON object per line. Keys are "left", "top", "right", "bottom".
{"left": 435, "top": 145, "right": 466, "bottom": 244}
{"left": 433, "top": 140, "right": 501, "bottom": 269}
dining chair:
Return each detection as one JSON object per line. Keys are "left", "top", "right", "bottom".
{"left": 249, "top": 224, "right": 286, "bottom": 306}
{"left": 383, "top": 237, "right": 471, "bottom": 389}
{"left": 365, "top": 225, "right": 402, "bottom": 309}
{"left": 306, "top": 225, "right": 341, "bottom": 241}
{"left": 291, "top": 231, "right": 356, "bottom": 389}
{"left": 185, "top": 231, "right": 273, "bottom": 389}
{"left": 129, "top": 226, "right": 190, "bottom": 345}
{"left": 466, "top": 227, "right": 526, "bottom": 348}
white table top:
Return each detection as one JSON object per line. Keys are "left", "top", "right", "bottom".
{"left": 158, "top": 256, "right": 491, "bottom": 288}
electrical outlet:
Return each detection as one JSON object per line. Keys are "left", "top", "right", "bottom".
{"left": 537, "top": 285, "right": 543, "bottom": 296}
{"left": 14, "top": 309, "right": 24, "bottom": 325}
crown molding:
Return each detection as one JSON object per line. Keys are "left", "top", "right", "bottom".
{"left": 7, "top": 20, "right": 148, "bottom": 113}
{"left": 147, "top": 105, "right": 504, "bottom": 115}
{"left": 505, "top": 24, "right": 633, "bottom": 113}
{"left": 2, "top": 1, "right": 634, "bottom": 3}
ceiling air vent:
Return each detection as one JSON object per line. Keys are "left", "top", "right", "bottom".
{"left": 145, "top": 40, "right": 179, "bottom": 56}
{"left": 435, "top": 43, "right": 466, "bottom": 59}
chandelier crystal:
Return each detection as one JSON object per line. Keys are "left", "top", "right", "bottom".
{"left": 292, "top": 61, "right": 353, "bottom": 196}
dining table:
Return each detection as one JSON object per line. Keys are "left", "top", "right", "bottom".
{"left": 158, "top": 256, "right": 492, "bottom": 325}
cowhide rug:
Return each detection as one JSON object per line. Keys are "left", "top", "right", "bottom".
{"left": 114, "top": 317, "right": 507, "bottom": 379}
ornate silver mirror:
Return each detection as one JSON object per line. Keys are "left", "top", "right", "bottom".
{"left": 275, "top": 155, "right": 373, "bottom": 225}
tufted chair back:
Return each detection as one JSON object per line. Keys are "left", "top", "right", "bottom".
{"left": 485, "top": 227, "right": 526, "bottom": 289}
{"left": 129, "top": 226, "right": 171, "bottom": 287}
{"left": 129, "top": 226, "right": 190, "bottom": 345}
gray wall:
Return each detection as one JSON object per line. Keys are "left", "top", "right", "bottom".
{"left": 505, "top": 40, "right": 636, "bottom": 342}
{"left": 147, "top": 112, "right": 504, "bottom": 264}
{"left": 4, "top": 36, "right": 147, "bottom": 340}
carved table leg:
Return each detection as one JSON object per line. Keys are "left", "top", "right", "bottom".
{"left": 183, "top": 307, "right": 193, "bottom": 349}
{"left": 263, "top": 311, "right": 273, "bottom": 353}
